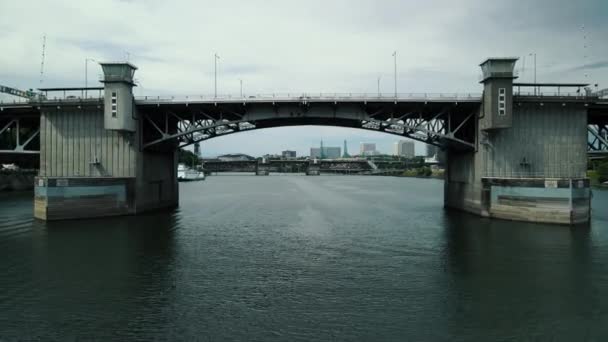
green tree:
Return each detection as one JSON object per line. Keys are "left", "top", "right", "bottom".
{"left": 598, "top": 160, "right": 608, "bottom": 184}
{"left": 178, "top": 149, "right": 201, "bottom": 167}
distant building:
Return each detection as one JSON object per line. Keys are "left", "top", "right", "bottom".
{"left": 263, "top": 154, "right": 281, "bottom": 159}
{"left": 426, "top": 145, "right": 438, "bottom": 158}
{"left": 342, "top": 140, "right": 350, "bottom": 158}
{"left": 394, "top": 140, "right": 415, "bottom": 158}
{"left": 194, "top": 142, "right": 201, "bottom": 157}
{"left": 217, "top": 153, "right": 255, "bottom": 161}
{"left": 425, "top": 144, "right": 446, "bottom": 165}
{"left": 360, "top": 143, "right": 377, "bottom": 156}
{"left": 310, "top": 147, "right": 341, "bottom": 159}
{"left": 282, "top": 150, "right": 297, "bottom": 159}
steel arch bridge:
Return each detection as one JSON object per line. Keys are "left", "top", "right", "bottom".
{"left": 137, "top": 96, "right": 480, "bottom": 152}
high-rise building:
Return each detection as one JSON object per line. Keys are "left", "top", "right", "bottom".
{"left": 194, "top": 142, "right": 201, "bottom": 157}
{"left": 394, "top": 140, "right": 415, "bottom": 158}
{"left": 342, "top": 140, "right": 350, "bottom": 158}
{"left": 282, "top": 150, "right": 296, "bottom": 159}
{"left": 426, "top": 144, "right": 438, "bottom": 158}
{"left": 426, "top": 144, "right": 446, "bottom": 165}
{"left": 360, "top": 143, "right": 376, "bottom": 156}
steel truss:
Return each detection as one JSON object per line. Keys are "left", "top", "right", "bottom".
{"left": 588, "top": 124, "right": 608, "bottom": 156}
{"left": 141, "top": 108, "right": 477, "bottom": 150}
{"left": 0, "top": 116, "right": 40, "bottom": 154}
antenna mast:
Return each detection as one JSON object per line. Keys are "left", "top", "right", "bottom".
{"left": 39, "top": 35, "right": 46, "bottom": 85}
{"left": 582, "top": 24, "right": 589, "bottom": 82}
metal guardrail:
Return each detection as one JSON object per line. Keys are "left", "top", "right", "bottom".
{"left": 513, "top": 91, "right": 596, "bottom": 99}
{"left": 2, "top": 90, "right": 604, "bottom": 106}
{"left": 0, "top": 96, "right": 104, "bottom": 105}
{"left": 134, "top": 93, "right": 483, "bottom": 103}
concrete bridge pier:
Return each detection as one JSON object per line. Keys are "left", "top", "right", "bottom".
{"left": 306, "top": 159, "right": 321, "bottom": 175}
{"left": 444, "top": 58, "right": 591, "bottom": 225}
{"left": 34, "top": 63, "right": 178, "bottom": 220}
{"left": 255, "top": 159, "right": 270, "bottom": 176}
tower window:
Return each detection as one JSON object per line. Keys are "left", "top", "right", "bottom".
{"left": 498, "top": 88, "right": 506, "bottom": 116}
{"left": 111, "top": 92, "right": 117, "bottom": 118}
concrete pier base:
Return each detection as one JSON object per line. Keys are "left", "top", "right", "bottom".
{"left": 34, "top": 175, "right": 178, "bottom": 221}
{"left": 306, "top": 163, "right": 321, "bottom": 176}
{"left": 444, "top": 177, "right": 591, "bottom": 225}
{"left": 482, "top": 178, "right": 590, "bottom": 225}
{"left": 34, "top": 177, "right": 135, "bottom": 220}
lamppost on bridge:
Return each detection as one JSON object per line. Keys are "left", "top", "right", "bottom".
{"left": 377, "top": 76, "right": 381, "bottom": 97}
{"left": 529, "top": 52, "right": 537, "bottom": 95}
{"left": 392, "top": 51, "right": 397, "bottom": 98}
{"left": 240, "top": 79, "right": 243, "bottom": 98}
{"left": 214, "top": 53, "right": 220, "bottom": 98}
{"left": 85, "top": 58, "right": 96, "bottom": 98}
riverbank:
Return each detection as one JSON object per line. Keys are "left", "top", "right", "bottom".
{"left": 397, "top": 168, "right": 445, "bottom": 179}
{"left": 0, "top": 170, "right": 36, "bottom": 191}
{"left": 588, "top": 170, "right": 608, "bottom": 188}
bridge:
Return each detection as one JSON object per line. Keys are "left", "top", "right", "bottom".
{"left": 0, "top": 57, "right": 607, "bottom": 224}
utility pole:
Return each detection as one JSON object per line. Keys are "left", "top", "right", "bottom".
{"left": 392, "top": 51, "right": 397, "bottom": 98}
{"left": 39, "top": 35, "right": 46, "bottom": 85}
{"left": 214, "top": 53, "right": 220, "bottom": 98}
{"left": 529, "top": 52, "right": 537, "bottom": 95}
{"left": 85, "top": 58, "right": 95, "bottom": 98}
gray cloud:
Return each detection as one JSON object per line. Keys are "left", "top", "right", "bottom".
{"left": 1, "top": 0, "right": 606, "bottom": 155}
{"left": 570, "top": 61, "right": 608, "bottom": 71}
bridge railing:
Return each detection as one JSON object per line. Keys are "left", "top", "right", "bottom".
{"left": 513, "top": 90, "right": 597, "bottom": 99}
{"left": 0, "top": 95, "right": 104, "bottom": 105}
{"left": 134, "top": 93, "right": 483, "bottom": 103}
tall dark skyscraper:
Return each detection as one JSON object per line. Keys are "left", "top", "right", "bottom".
{"left": 194, "top": 142, "right": 201, "bottom": 157}
{"left": 343, "top": 140, "right": 350, "bottom": 158}
{"left": 320, "top": 140, "right": 325, "bottom": 159}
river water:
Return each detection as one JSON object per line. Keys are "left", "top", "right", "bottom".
{"left": 1, "top": 175, "right": 608, "bottom": 341}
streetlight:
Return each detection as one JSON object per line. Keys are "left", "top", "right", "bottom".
{"left": 214, "top": 53, "right": 220, "bottom": 98}
{"left": 377, "top": 76, "right": 381, "bottom": 97}
{"left": 392, "top": 51, "right": 397, "bottom": 98}
{"left": 239, "top": 79, "right": 243, "bottom": 98}
{"left": 529, "top": 52, "right": 537, "bottom": 95}
{"left": 85, "top": 58, "right": 96, "bottom": 98}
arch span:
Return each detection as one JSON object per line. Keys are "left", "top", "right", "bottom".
{"left": 138, "top": 100, "right": 479, "bottom": 152}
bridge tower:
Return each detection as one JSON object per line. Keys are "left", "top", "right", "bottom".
{"left": 99, "top": 62, "right": 137, "bottom": 132}
{"left": 444, "top": 57, "right": 591, "bottom": 224}
{"left": 34, "top": 62, "right": 178, "bottom": 220}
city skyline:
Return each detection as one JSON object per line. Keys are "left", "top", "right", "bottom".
{"left": 198, "top": 128, "right": 424, "bottom": 158}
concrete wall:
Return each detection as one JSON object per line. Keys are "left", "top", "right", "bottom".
{"left": 40, "top": 106, "right": 137, "bottom": 178}
{"left": 134, "top": 149, "right": 179, "bottom": 212}
{"left": 482, "top": 103, "right": 587, "bottom": 178}
{"left": 483, "top": 178, "right": 590, "bottom": 225}
{"left": 34, "top": 177, "right": 135, "bottom": 220}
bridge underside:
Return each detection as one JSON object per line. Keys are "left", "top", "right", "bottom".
{"left": 138, "top": 101, "right": 479, "bottom": 153}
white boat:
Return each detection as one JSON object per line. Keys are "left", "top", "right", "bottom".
{"left": 177, "top": 163, "right": 205, "bottom": 181}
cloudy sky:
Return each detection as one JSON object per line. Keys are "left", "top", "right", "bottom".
{"left": 1, "top": 0, "right": 607, "bottom": 156}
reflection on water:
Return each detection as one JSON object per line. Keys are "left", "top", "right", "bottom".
{"left": 1, "top": 177, "right": 607, "bottom": 340}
